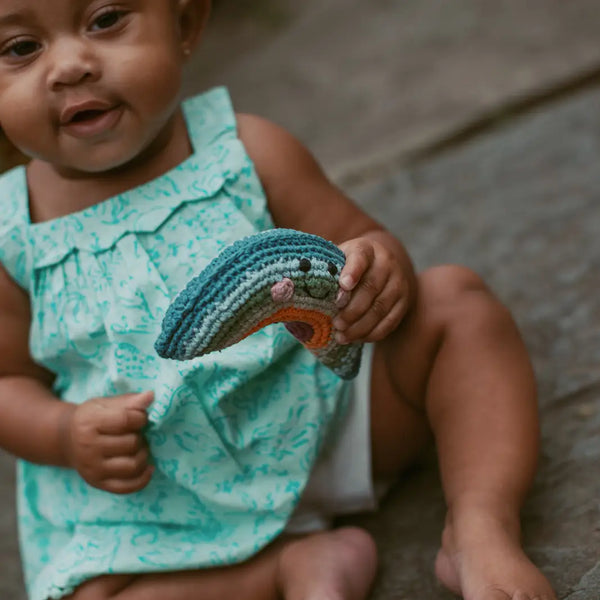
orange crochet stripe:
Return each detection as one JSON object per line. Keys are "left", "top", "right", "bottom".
{"left": 244, "top": 307, "right": 332, "bottom": 349}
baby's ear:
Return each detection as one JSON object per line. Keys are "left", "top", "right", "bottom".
{"left": 177, "top": 0, "right": 211, "bottom": 57}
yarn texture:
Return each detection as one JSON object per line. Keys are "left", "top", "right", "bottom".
{"left": 156, "top": 229, "right": 363, "bottom": 379}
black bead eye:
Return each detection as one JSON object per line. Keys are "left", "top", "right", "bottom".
{"left": 299, "top": 258, "right": 312, "bottom": 272}
{"left": 327, "top": 262, "right": 338, "bottom": 276}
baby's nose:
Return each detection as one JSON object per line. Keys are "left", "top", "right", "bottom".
{"left": 271, "top": 278, "right": 295, "bottom": 303}
{"left": 46, "top": 37, "right": 101, "bottom": 90}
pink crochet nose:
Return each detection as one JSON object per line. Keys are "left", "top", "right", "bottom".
{"left": 271, "top": 278, "right": 295, "bottom": 303}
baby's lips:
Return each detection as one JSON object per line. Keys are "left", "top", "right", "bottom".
{"left": 336, "top": 289, "right": 351, "bottom": 309}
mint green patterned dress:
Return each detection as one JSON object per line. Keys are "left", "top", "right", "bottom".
{"left": 0, "top": 88, "right": 348, "bottom": 600}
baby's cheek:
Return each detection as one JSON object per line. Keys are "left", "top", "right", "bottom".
{"left": 0, "top": 99, "right": 50, "bottom": 160}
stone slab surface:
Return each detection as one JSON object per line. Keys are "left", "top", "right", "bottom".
{"left": 190, "top": 0, "right": 600, "bottom": 176}
{"left": 0, "top": 454, "right": 20, "bottom": 600}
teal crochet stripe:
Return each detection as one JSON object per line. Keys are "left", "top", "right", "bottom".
{"left": 155, "top": 228, "right": 363, "bottom": 379}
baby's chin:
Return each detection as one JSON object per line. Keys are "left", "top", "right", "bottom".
{"left": 25, "top": 146, "right": 137, "bottom": 179}
{"left": 48, "top": 159, "right": 138, "bottom": 180}
{"left": 49, "top": 146, "right": 162, "bottom": 179}
{"left": 67, "top": 138, "right": 187, "bottom": 180}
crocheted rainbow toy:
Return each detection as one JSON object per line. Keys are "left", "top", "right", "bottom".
{"left": 155, "top": 229, "right": 363, "bottom": 379}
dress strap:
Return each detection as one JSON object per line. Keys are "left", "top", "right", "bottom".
{"left": 182, "top": 87, "right": 238, "bottom": 154}
{"left": 0, "top": 166, "right": 32, "bottom": 290}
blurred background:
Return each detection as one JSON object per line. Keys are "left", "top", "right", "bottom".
{"left": 1, "top": 1, "right": 600, "bottom": 598}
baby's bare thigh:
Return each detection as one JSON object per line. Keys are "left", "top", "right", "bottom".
{"left": 63, "top": 574, "right": 135, "bottom": 600}
{"left": 368, "top": 269, "right": 462, "bottom": 479}
{"left": 369, "top": 340, "right": 433, "bottom": 480}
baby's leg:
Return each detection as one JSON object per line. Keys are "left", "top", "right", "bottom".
{"left": 64, "top": 527, "right": 376, "bottom": 600}
{"left": 369, "top": 265, "right": 556, "bottom": 600}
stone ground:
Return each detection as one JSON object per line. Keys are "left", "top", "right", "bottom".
{"left": 1, "top": 1, "right": 600, "bottom": 598}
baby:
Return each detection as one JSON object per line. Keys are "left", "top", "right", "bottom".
{"left": 0, "top": 1, "right": 556, "bottom": 599}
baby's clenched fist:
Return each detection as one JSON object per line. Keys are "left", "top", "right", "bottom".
{"left": 334, "top": 237, "right": 414, "bottom": 343}
{"left": 61, "top": 391, "right": 154, "bottom": 494}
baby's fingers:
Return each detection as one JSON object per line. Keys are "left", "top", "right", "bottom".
{"left": 100, "top": 433, "right": 145, "bottom": 458}
{"left": 338, "top": 240, "right": 374, "bottom": 292}
{"left": 333, "top": 263, "right": 388, "bottom": 333}
{"left": 335, "top": 277, "right": 408, "bottom": 343}
{"left": 96, "top": 392, "right": 153, "bottom": 435}
{"left": 101, "top": 465, "right": 155, "bottom": 495}
{"left": 358, "top": 296, "right": 407, "bottom": 342}
{"left": 101, "top": 447, "right": 151, "bottom": 480}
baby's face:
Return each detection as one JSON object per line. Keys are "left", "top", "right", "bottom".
{"left": 0, "top": 0, "right": 195, "bottom": 174}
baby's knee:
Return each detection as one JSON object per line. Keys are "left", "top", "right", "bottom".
{"left": 417, "top": 265, "right": 510, "bottom": 327}
{"left": 419, "top": 265, "right": 488, "bottom": 302}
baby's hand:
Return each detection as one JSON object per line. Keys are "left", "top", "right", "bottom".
{"left": 62, "top": 391, "right": 154, "bottom": 494}
{"left": 334, "top": 237, "right": 412, "bottom": 344}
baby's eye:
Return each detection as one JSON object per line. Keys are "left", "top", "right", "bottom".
{"left": 299, "top": 258, "right": 312, "bottom": 272}
{"left": 90, "top": 9, "right": 126, "bottom": 31}
{"left": 2, "top": 38, "right": 41, "bottom": 58}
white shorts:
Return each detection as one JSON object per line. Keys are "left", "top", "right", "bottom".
{"left": 286, "top": 344, "right": 387, "bottom": 533}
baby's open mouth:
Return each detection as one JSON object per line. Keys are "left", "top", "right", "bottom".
{"left": 69, "top": 109, "right": 107, "bottom": 123}
{"left": 60, "top": 104, "right": 123, "bottom": 137}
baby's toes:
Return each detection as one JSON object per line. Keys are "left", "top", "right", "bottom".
{"left": 475, "top": 586, "right": 556, "bottom": 600}
{"left": 494, "top": 589, "right": 555, "bottom": 600}
{"left": 476, "top": 587, "right": 512, "bottom": 600}
{"left": 513, "top": 593, "right": 555, "bottom": 600}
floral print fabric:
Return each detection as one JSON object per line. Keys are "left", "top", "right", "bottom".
{"left": 0, "top": 88, "right": 348, "bottom": 600}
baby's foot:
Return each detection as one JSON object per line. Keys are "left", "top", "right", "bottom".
{"left": 276, "top": 526, "right": 377, "bottom": 600}
{"left": 434, "top": 508, "right": 556, "bottom": 600}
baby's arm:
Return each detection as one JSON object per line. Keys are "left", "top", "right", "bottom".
{"left": 238, "top": 114, "right": 416, "bottom": 344}
{"left": 0, "top": 264, "right": 67, "bottom": 465}
{"left": 0, "top": 265, "right": 153, "bottom": 493}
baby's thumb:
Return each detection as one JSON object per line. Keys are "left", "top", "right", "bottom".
{"left": 125, "top": 391, "right": 154, "bottom": 412}
{"left": 121, "top": 391, "right": 154, "bottom": 432}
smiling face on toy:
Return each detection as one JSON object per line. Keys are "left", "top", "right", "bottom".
{"left": 155, "top": 229, "right": 363, "bottom": 379}
{"left": 263, "top": 255, "right": 343, "bottom": 347}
